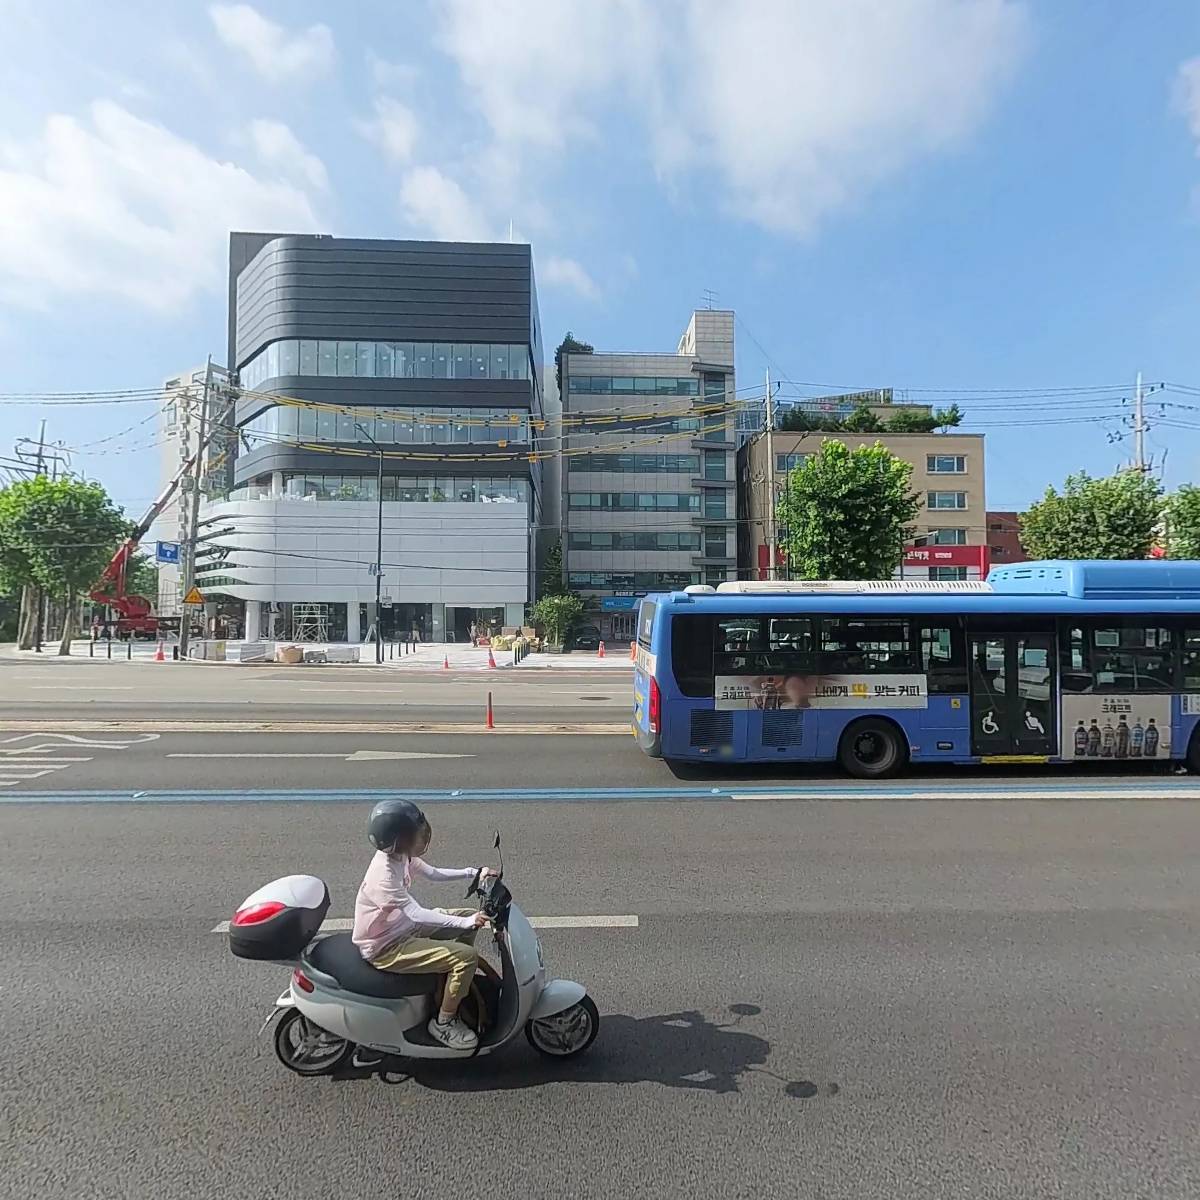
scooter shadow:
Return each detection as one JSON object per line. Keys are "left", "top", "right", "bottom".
{"left": 335, "top": 1007, "right": 771, "bottom": 1095}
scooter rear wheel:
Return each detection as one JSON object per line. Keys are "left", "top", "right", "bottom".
{"left": 525, "top": 995, "right": 600, "bottom": 1059}
{"left": 274, "top": 1008, "right": 353, "bottom": 1076}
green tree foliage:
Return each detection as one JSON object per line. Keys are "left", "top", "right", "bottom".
{"left": 530, "top": 593, "right": 584, "bottom": 647}
{"left": 554, "top": 331, "right": 593, "bottom": 393}
{"left": 1166, "top": 484, "right": 1200, "bottom": 559}
{"left": 777, "top": 403, "right": 962, "bottom": 435}
{"left": 776, "top": 439, "right": 921, "bottom": 580}
{"left": 1020, "top": 471, "right": 1163, "bottom": 562}
{"left": 0, "top": 476, "right": 128, "bottom": 654}
{"left": 537, "top": 539, "right": 567, "bottom": 597}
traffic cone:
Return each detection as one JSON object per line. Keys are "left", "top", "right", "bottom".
{"left": 486, "top": 691, "right": 495, "bottom": 730}
{"left": 597, "top": 640, "right": 606, "bottom": 658}
{"left": 442, "top": 653, "right": 450, "bottom": 670}
{"left": 154, "top": 641, "right": 165, "bottom": 662}
{"left": 487, "top": 646, "right": 497, "bottom": 669}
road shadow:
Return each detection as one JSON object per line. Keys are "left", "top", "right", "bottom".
{"left": 334, "top": 1005, "right": 819, "bottom": 1096}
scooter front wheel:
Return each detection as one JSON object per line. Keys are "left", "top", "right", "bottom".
{"left": 274, "top": 1008, "right": 353, "bottom": 1076}
{"left": 525, "top": 995, "right": 599, "bottom": 1059}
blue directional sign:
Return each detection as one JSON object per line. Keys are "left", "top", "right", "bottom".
{"left": 155, "top": 541, "right": 181, "bottom": 564}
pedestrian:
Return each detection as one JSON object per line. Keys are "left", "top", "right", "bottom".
{"left": 90, "top": 617, "right": 100, "bottom": 642}
{"left": 353, "top": 801, "right": 495, "bottom": 1050}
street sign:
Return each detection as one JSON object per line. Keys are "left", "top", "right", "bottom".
{"left": 156, "top": 541, "right": 180, "bottom": 564}
{"left": 183, "top": 586, "right": 205, "bottom": 605}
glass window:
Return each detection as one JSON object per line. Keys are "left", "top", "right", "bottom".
{"left": 389, "top": 409, "right": 411, "bottom": 442}
{"left": 612, "top": 377, "right": 635, "bottom": 394}
{"left": 337, "top": 342, "right": 356, "bottom": 376}
{"left": 635, "top": 378, "right": 656, "bottom": 393}
{"left": 336, "top": 412, "right": 356, "bottom": 442}
{"left": 317, "top": 408, "right": 337, "bottom": 441}
{"left": 413, "top": 344, "right": 432, "bottom": 378}
{"left": 929, "top": 567, "right": 967, "bottom": 582}
{"left": 451, "top": 345, "right": 471, "bottom": 380}
{"left": 376, "top": 343, "right": 394, "bottom": 378}
{"left": 924, "top": 528, "right": 967, "bottom": 546}
{"left": 313, "top": 341, "right": 332, "bottom": 377}
{"left": 928, "top": 491, "right": 967, "bottom": 509}
{"left": 592, "top": 377, "right": 612, "bottom": 394}
{"left": 703, "top": 491, "right": 727, "bottom": 518}
{"left": 1183, "top": 630, "right": 1200, "bottom": 690}
{"left": 452, "top": 417, "right": 471, "bottom": 444}
{"left": 704, "top": 530, "right": 726, "bottom": 558}
{"left": 432, "top": 344, "right": 451, "bottom": 379}
{"left": 471, "top": 345, "right": 490, "bottom": 378}
{"left": 927, "top": 455, "right": 966, "bottom": 473}
{"left": 279, "top": 340, "right": 299, "bottom": 376}
{"left": 819, "top": 617, "right": 917, "bottom": 673}
{"left": 266, "top": 342, "right": 280, "bottom": 379}
{"left": 394, "top": 343, "right": 413, "bottom": 378}
{"left": 491, "top": 345, "right": 510, "bottom": 379}
{"left": 357, "top": 343, "right": 376, "bottom": 378}
{"left": 375, "top": 412, "right": 395, "bottom": 442}
{"left": 277, "top": 406, "right": 298, "bottom": 438}
{"left": 509, "top": 346, "right": 528, "bottom": 379}
{"left": 426, "top": 412, "right": 450, "bottom": 443}
{"left": 704, "top": 451, "right": 727, "bottom": 481}
{"left": 776, "top": 453, "right": 808, "bottom": 473}
{"left": 1089, "top": 624, "right": 1174, "bottom": 692}
{"left": 919, "top": 623, "right": 967, "bottom": 693}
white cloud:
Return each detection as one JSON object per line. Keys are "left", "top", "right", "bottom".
{"left": 248, "top": 118, "right": 328, "bottom": 189}
{"left": 398, "top": 165, "right": 494, "bottom": 241}
{"left": 209, "top": 4, "right": 334, "bottom": 84}
{"left": 358, "top": 97, "right": 419, "bottom": 164}
{"left": 1175, "top": 57, "right": 1200, "bottom": 147}
{"left": 436, "top": 0, "right": 1029, "bottom": 236}
{"left": 541, "top": 254, "right": 599, "bottom": 299}
{"left": 0, "top": 101, "right": 320, "bottom": 310}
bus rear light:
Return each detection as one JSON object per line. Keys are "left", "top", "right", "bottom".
{"left": 648, "top": 677, "right": 661, "bottom": 735}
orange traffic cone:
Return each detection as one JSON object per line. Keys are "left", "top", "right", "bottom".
{"left": 442, "top": 653, "right": 450, "bottom": 670}
{"left": 154, "top": 640, "right": 165, "bottom": 662}
{"left": 487, "top": 646, "right": 497, "bottom": 669}
{"left": 597, "top": 641, "right": 606, "bottom": 658}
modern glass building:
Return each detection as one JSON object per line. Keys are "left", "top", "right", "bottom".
{"left": 196, "top": 234, "right": 544, "bottom": 643}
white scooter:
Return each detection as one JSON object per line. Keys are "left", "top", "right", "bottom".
{"left": 228, "top": 852, "right": 599, "bottom": 1076}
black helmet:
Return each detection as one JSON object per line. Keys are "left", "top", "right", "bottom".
{"left": 367, "top": 799, "right": 426, "bottom": 852}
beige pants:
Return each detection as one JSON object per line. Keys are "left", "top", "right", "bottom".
{"left": 371, "top": 908, "right": 479, "bottom": 1006}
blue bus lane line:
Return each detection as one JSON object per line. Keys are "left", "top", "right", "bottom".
{"left": 2, "top": 778, "right": 1200, "bottom": 804}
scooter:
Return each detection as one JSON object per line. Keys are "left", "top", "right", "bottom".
{"left": 228, "top": 851, "right": 599, "bottom": 1076}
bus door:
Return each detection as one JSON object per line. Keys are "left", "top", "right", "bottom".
{"left": 968, "top": 629, "right": 1057, "bottom": 757}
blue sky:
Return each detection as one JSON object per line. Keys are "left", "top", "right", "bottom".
{"left": 1, "top": 0, "right": 1198, "bottom": 519}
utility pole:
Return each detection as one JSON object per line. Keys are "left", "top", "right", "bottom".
{"left": 763, "top": 368, "right": 777, "bottom": 580}
{"left": 177, "top": 358, "right": 212, "bottom": 662}
{"left": 356, "top": 422, "right": 385, "bottom": 663}
{"left": 1133, "top": 371, "right": 1146, "bottom": 472}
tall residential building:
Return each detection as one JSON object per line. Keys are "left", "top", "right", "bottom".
{"left": 738, "top": 416, "right": 989, "bottom": 580}
{"left": 193, "top": 234, "right": 544, "bottom": 643}
{"left": 561, "top": 310, "right": 736, "bottom": 641}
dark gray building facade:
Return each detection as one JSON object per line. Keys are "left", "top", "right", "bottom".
{"left": 200, "top": 234, "right": 544, "bottom": 643}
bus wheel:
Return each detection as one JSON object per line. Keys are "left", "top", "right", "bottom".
{"left": 838, "top": 718, "right": 907, "bottom": 779}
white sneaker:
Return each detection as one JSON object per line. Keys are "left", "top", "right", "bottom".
{"left": 428, "top": 1015, "right": 478, "bottom": 1050}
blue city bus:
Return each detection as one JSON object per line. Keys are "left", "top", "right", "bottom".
{"left": 631, "top": 560, "right": 1200, "bottom": 777}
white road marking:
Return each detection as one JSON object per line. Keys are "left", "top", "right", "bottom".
{"left": 729, "top": 789, "right": 1192, "bottom": 801}
{"left": 0, "top": 756, "right": 94, "bottom": 762}
{"left": 167, "top": 750, "right": 474, "bottom": 761}
{"left": 30, "top": 686, "right": 135, "bottom": 691}
{"left": 211, "top": 914, "right": 639, "bottom": 934}
{"left": 0, "top": 732, "right": 160, "bottom": 747}
{"left": 0, "top": 732, "right": 159, "bottom": 787}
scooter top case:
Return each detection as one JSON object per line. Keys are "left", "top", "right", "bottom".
{"left": 229, "top": 874, "right": 330, "bottom": 961}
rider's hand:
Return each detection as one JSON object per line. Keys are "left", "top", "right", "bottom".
{"left": 478, "top": 866, "right": 498, "bottom": 881}
{"left": 471, "top": 910, "right": 492, "bottom": 929}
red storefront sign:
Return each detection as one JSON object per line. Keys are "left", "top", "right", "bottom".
{"left": 903, "top": 545, "right": 990, "bottom": 572}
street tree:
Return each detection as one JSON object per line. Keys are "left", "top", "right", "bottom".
{"left": 0, "top": 476, "right": 129, "bottom": 654}
{"left": 554, "top": 331, "right": 593, "bottom": 392}
{"left": 530, "top": 593, "right": 584, "bottom": 649}
{"left": 776, "top": 439, "right": 921, "bottom": 580}
{"left": 1165, "top": 484, "right": 1200, "bottom": 559}
{"left": 537, "top": 539, "right": 567, "bottom": 597}
{"left": 1020, "top": 470, "right": 1162, "bottom": 561}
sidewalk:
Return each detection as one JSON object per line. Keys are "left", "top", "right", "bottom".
{"left": 1, "top": 638, "right": 633, "bottom": 672}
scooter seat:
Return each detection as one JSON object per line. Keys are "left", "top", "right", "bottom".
{"left": 303, "top": 933, "right": 439, "bottom": 999}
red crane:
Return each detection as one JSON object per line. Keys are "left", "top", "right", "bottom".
{"left": 90, "top": 451, "right": 199, "bottom": 638}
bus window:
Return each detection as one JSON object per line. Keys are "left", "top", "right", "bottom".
{"left": 918, "top": 623, "right": 967, "bottom": 693}
{"left": 637, "top": 601, "right": 657, "bottom": 647}
{"left": 1184, "top": 630, "right": 1200, "bottom": 690}
{"left": 671, "top": 614, "right": 714, "bottom": 697}
{"left": 818, "top": 617, "right": 917, "bottom": 673}
{"left": 1089, "top": 624, "right": 1174, "bottom": 692}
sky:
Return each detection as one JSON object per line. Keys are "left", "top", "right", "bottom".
{"left": 1, "top": 0, "right": 1199, "bottom": 520}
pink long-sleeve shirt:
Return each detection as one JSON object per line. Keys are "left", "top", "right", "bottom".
{"left": 351, "top": 851, "right": 477, "bottom": 961}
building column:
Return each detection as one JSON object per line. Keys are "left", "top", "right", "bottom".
{"left": 270, "top": 471, "right": 284, "bottom": 498}
{"left": 245, "top": 600, "right": 262, "bottom": 641}
{"left": 347, "top": 600, "right": 361, "bottom": 644}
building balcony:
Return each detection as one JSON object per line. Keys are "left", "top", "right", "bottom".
{"left": 690, "top": 515, "right": 738, "bottom": 527}
{"left": 690, "top": 437, "right": 735, "bottom": 450}
{"left": 691, "top": 554, "right": 738, "bottom": 566}
{"left": 690, "top": 477, "right": 736, "bottom": 489}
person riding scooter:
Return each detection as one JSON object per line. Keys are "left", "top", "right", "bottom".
{"left": 352, "top": 800, "right": 494, "bottom": 1050}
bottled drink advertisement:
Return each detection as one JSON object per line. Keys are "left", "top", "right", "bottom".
{"left": 1062, "top": 696, "right": 1171, "bottom": 759}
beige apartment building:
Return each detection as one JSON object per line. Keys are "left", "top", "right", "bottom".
{"left": 737, "top": 428, "right": 988, "bottom": 580}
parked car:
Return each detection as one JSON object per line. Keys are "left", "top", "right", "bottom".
{"left": 569, "top": 624, "right": 602, "bottom": 651}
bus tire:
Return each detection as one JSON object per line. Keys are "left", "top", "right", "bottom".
{"left": 1187, "top": 729, "right": 1200, "bottom": 775}
{"left": 838, "top": 718, "right": 908, "bottom": 779}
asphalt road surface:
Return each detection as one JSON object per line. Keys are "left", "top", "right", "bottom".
{"left": 4, "top": 797, "right": 1200, "bottom": 1199}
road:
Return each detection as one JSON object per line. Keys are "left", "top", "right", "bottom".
{"left": 3, "top": 797, "right": 1199, "bottom": 1199}
{"left": 4, "top": 652, "right": 1200, "bottom": 1197}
